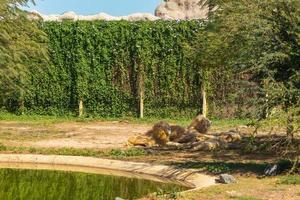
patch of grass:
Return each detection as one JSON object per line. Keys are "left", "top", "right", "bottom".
{"left": 231, "top": 197, "right": 263, "bottom": 200}
{"left": 108, "top": 148, "right": 148, "bottom": 158}
{"left": 0, "top": 143, "right": 7, "bottom": 151}
{"left": 172, "top": 161, "right": 267, "bottom": 175}
{"left": 0, "top": 143, "right": 104, "bottom": 157}
{"left": 278, "top": 175, "right": 300, "bottom": 185}
{"left": 0, "top": 112, "right": 250, "bottom": 129}
{"left": 0, "top": 112, "right": 75, "bottom": 124}
{"left": 0, "top": 130, "right": 65, "bottom": 141}
{"left": 28, "top": 147, "right": 102, "bottom": 157}
{"left": 211, "top": 118, "right": 250, "bottom": 129}
{"left": 0, "top": 143, "right": 149, "bottom": 159}
{"left": 155, "top": 187, "right": 182, "bottom": 199}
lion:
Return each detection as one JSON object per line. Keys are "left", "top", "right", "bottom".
{"left": 169, "top": 125, "right": 187, "bottom": 142}
{"left": 176, "top": 114, "right": 212, "bottom": 143}
{"left": 128, "top": 121, "right": 172, "bottom": 147}
{"left": 187, "top": 114, "right": 212, "bottom": 133}
{"left": 127, "top": 135, "right": 155, "bottom": 147}
{"left": 146, "top": 121, "right": 172, "bottom": 146}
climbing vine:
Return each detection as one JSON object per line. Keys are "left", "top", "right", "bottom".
{"left": 2, "top": 20, "right": 211, "bottom": 117}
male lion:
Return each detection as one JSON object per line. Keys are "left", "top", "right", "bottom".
{"left": 146, "top": 121, "right": 172, "bottom": 146}
{"left": 127, "top": 121, "right": 172, "bottom": 147}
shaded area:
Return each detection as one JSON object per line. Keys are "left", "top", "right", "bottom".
{"left": 170, "top": 161, "right": 268, "bottom": 175}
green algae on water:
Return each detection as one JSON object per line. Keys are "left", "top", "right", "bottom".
{"left": 0, "top": 168, "right": 186, "bottom": 200}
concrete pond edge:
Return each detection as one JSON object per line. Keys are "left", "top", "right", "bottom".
{"left": 0, "top": 154, "right": 216, "bottom": 189}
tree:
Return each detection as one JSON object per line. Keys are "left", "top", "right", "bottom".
{"left": 187, "top": 30, "right": 225, "bottom": 117}
{"left": 0, "top": 0, "right": 48, "bottom": 112}
{"left": 204, "top": 0, "right": 300, "bottom": 135}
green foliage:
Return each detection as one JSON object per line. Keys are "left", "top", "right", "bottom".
{"left": 201, "top": 0, "right": 300, "bottom": 132}
{"left": 278, "top": 175, "right": 300, "bottom": 185}
{"left": 156, "top": 187, "right": 181, "bottom": 199}
{"left": 2, "top": 20, "right": 206, "bottom": 118}
{"left": 108, "top": 148, "right": 147, "bottom": 158}
{"left": 0, "top": 0, "right": 48, "bottom": 106}
{"left": 173, "top": 161, "right": 267, "bottom": 175}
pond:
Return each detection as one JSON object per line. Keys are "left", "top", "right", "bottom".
{"left": 0, "top": 168, "right": 187, "bottom": 200}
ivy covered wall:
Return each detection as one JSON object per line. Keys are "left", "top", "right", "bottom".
{"left": 6, "top": 20, "right": 205, "bottom": 118}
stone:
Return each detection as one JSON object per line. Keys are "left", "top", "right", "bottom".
{"left": 264, "top": 164, "right": 279, "bottom": 176}
{"left": 27, "top": 10, "right": 43, "bottom": 20}
{"left": 115, "top": 197, "right": 124, "bottom": 200}
{"left": 218, "top": 174, "right": 237, "bottom": 184}
{"left": 28, "top": 11, "right": 160, "bottom": 22}
{"left": 155, "top": 0, "right": 216, "bottom": 20}
{"left": 60, "top": 11, "right": 78, "bottom": 21}
{"left": 226, "top": 190, "right": 241, "bottom": 198}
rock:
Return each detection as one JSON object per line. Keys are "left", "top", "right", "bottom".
{"left": 155, "top": 0, "right": 216, "bottom": 20}
{"left": 28, "top": 11, "right": 160, "bottom": 22}
{"left": 217, "top": 174, "right": 237, "bottom": 184}
{"left": 226, "top": 190, "right": 241, "bottom": 198}
{"left": 122, "top": 13, "right": 160, "bottom": 21}
{"left": 43, "top": 14, "right": 60, "bottom": 22}
{"left": 115, "top": 197, "right": 124, "bottom": 200}
{"left": 60, "top": 11, "right": 78, "bottom": 21}
{"left": 27, "top": 10, "right": 43, "bottom": 20}
{"left": 264, "top": 164, "right": 279, "bottom": 176}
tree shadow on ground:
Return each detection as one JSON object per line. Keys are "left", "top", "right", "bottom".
{"left": 170, "top": 161, "right": 268, "bottom": 175}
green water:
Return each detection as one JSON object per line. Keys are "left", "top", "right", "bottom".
{"left": 0, "top": 168, "right": 186, "bottom": 200}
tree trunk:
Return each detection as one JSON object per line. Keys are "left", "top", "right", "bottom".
{"left": 201, "top": 84, "right": 207, "bottom": 118}
{"left": 137, "top": 61, "right": 145, "bottom": 119}
{"left": 287, "top": 115, "right": 294, "bottom": 142}
{"left": 19, "top": 89, "right": 25, "bottom": 115}
{"left": 264, "top": 92, "right": 269, "bottom": 118}
{"left": 19, "top": 100, "right": 25, "bottom": 115}
{"left": 139, "top": 89, "right": 144, "bottom": 119}
{"left": 79, "top": 99, "right": 83, "bottom": 117}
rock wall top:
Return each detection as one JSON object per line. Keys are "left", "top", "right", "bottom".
{"left": 28, "top": 0, "right": 214, "bottom": 22}
{"left": 155, "top": 0, "right": 212, "bottom": 20}
{"left": 28, "top": 11, "right": 160, "bottom": 22}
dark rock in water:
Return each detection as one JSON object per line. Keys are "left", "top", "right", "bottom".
{"left": 264, "top": 164, "right": 279, "bottom": 176}
{"left": 217, "top": 174, "right": 237, "bottom": 184}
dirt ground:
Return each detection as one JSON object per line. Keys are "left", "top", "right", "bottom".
{"left": 0, "top": 121, "right": 152, "bottom": 149}
{"left": 163, "top": 176, "right": 300, "bottom": 200}
{"left": 1, "top": 120, "right": 300, "bottom": 200}
{"left": 0, "top": 119, "right": 289, "bottom": 151}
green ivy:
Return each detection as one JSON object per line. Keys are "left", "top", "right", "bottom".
{"left": 3, "top": 20, "right": 206, "bottom": 117}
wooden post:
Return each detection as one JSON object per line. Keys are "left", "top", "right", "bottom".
{"left": 79, "top": 99, "right": 83, "bottom": 117}
{"left": 263, "top": 79, "right": 269, "bottom": 119}
{"left": 139, "top": 89, "right": 144, "bottom": 119}
{"left": 19, "top": 100, "right": 25, "bottom": 115}
{"left": 19, "top": 89, "right": 25, "bottom": 115}
{"left": 137, "top": 62, "right": 144, "bottom": 119}
{"left": 201, "top": 83, "right": 207, "bottom": 118}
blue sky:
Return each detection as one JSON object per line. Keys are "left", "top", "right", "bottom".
{"left": 23, "top": 0, "right": 163, "bottom": 16}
